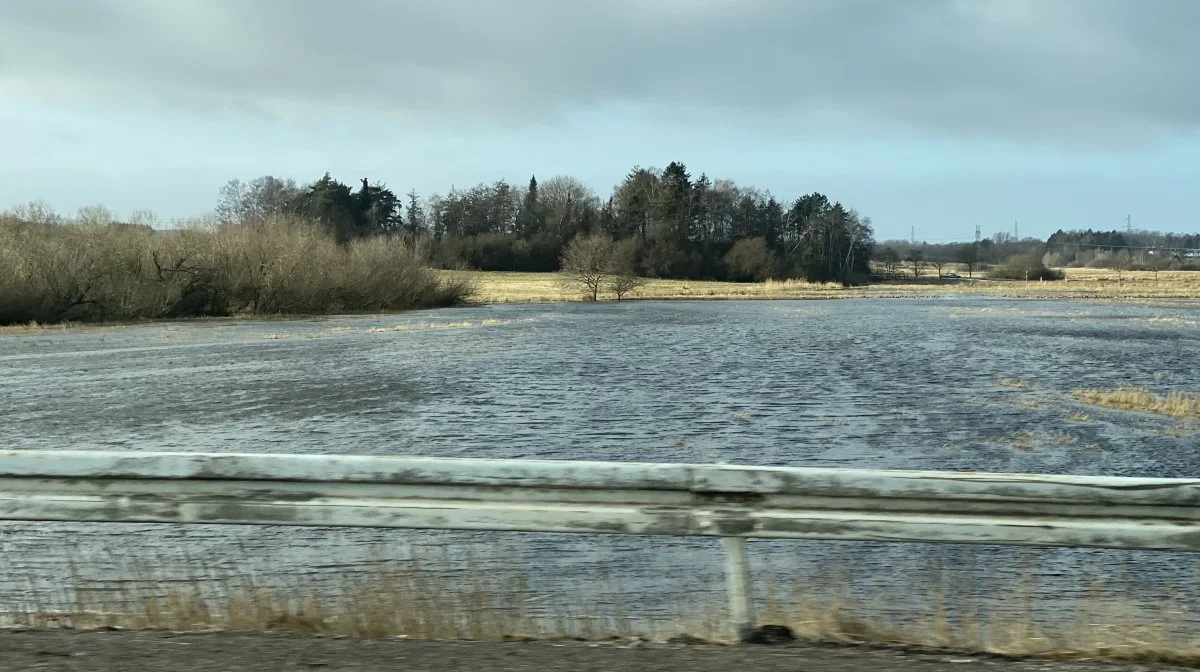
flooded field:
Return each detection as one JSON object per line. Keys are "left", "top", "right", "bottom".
{"left": 2, "top": 297, "right": 1200, "bottom": 639}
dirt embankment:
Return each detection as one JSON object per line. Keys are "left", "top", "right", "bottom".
{"left": 0, "top": 631, "right": 1190, "bottom": 672}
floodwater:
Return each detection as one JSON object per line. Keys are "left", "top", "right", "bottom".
{"left": 2, "top": 297, "right": 1200, "bottom": 633}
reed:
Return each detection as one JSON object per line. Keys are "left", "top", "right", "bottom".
{"left": 1072, "top": 387, "right": 1200, "bottom": 419}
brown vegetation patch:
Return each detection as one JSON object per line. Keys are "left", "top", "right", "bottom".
{"left": 440, "top": 268, "right": 1200, "bottom": 305}
{"left": 0, "top": 216, "right": 473, "bottom": 326}
{"left": 1071, "top": 387, "right": 1200, "bottom": 419}
{"left": 11, "top": 562, "right": 1200, "bottom": 665}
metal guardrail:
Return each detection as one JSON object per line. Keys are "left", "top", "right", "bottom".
{"left": 2, "top": 450, "right": 1200, "bottom": 640}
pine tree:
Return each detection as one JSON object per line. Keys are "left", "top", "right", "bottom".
{"left": 516, "top": 176, "right": 543, "bottom": 237}
{"left": 405, "top": 190, "right": 426, "bottom": 238}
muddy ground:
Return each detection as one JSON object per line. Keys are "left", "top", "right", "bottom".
{"left": 0, "top": 631, "right": 1191, "bottom": 672}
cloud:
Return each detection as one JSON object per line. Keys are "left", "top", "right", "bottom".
{"left": 1, "top": 0, "right": 1198, "bottom": 144}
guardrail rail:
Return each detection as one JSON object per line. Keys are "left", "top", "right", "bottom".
{"left": 2, "top": 450, "right": 1199, "bottom": 640}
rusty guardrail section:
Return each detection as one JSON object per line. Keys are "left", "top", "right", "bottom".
{"left": 2, "top": 450, "right": 1200, "bottom": 640}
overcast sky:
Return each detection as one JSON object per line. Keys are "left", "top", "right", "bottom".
{"left": 2, "top": 0, "right": 1198, "bottom": 241}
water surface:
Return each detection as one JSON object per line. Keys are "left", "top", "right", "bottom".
{"left": 3, "top": 297, "right": 1199, "bottom": 632}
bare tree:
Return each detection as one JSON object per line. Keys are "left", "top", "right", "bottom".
{"left": 605, "top": 238, "right": 646, "bottom": 300}
{"left": 540, "top": 176, "right": 601, "bottom": 242}
{"left": 1147, "top": 237, "right": 1171, "bottom": 283}
{"left": 607, "top": 273, "right": 646, "bottom": 301}
{"left": 956, "top": 243, "right": 979, "bottom": 278}
{"left": 128, "top": 209, "right": 161, "bottom": 230}
{"left": 906, "top": 249, "right": 924, "bottom": 278}
{"left": 560, "top": 234, "right": 613, "bottom": 300}
{"left": 1113, "top": 250, "right": 1130, "bottom": 284}
{"left": 991, "top": 231, "right": 1014, "bottom": 246}
{"left": 217, "top": 175, "right": 302, "bottom": 224}
{"left": 932, "top": 258, "right": 946, "bottom": 278}
{"left": 878, "top": 247, "right": 900, "bottom": 276}
{"left": 7, "top": 200, "right": 62, "bottom": 226}
{"left": 1150, "top": 253, "right": 1172, "bottom": 283}
{"left": 76, "top": 205, "right": 116, "bottom": 227}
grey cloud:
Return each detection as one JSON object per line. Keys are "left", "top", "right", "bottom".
{"left": 1, "top": 0, "right": 1198, "bottom": 144}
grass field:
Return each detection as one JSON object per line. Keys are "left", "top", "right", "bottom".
{"left": 439, "top": 268, "right": 1200, "bottom": 304}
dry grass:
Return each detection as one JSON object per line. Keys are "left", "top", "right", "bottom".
{"left": 439, "top": 271, "right": 847, "bottom": 303}
{"left": 0, "top": 320, "right": 89, "bottom": 334}
{"left": 1065, "top": 412, "right": 1092, "bottom": 423}
{"left": 756, "top": 575, "right": 1200, "bottom": 664}
{"left": 438, "top": 268, "right": 1200, "bottom": 304}
{"left": 11, "top": 558, "right": 1200, "bottom": 666}
{"left": 995, "top": 378, "right": 1032, "bottom": 390}
{"left": 1071, "top": 387, "right": 1200, "bottom": 419}
{"left": 1036, "top": 268, "right": 1200, "bottom": 300}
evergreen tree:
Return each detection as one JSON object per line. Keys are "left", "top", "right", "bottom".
{"left": 516, "top": 175, "right": 543, "bottom": 237}
{"left": 357, "top": 178, "right": 403, "bottom": 235}
{"left": 691, "top": 173, "right": 713, "bottom": 242}
{"left": 655, "top": 161, "right": 693, "bottom": 246}
{"left": 404, "top": 190, "right": 426, "bottom": 238}
{"left": 293, "top": 173, "right": 359, "bottom": 242}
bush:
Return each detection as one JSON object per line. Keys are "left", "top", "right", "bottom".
{"left": 988, "top": 253, "right": 1065, "bottom": 281}
{"left": 431, "top": 233, "right": 561, "bottom": 272}
{"left": 723, "top": 237, "right": 778, "bottom": 282}
{"left": 0, "top": 215, "right": 472, "bottom": 325}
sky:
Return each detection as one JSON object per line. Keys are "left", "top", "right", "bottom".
{"left": 1, "top": 0, "right": 1199, "bottom": 242}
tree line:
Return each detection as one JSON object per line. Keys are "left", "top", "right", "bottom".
{"left": 215, "top": 163, "right": 877, "bottom": 286}
{"left": 1047, "top": 229, "right": 1200, "bottom": 253}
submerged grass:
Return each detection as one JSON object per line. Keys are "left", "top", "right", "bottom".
{"left": 0, "top": 320, "right": 88, "bottom": 334}
{"left": 1010, "top": 432, "right": 1036, "bottom": 452}
{"left": 7, "top": 546, "right": 1200, "bottom": 666}
{"left": 1071, "top": 386, "right": 1200, "bottom": 419}
{"left": 1161, "top": 422, "right": 1199, "bottom": 438}
{"left": 365, "top": 318, "right": 532, "bottom": 333}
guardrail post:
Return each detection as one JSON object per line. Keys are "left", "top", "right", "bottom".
{"left": 720, "top": 536, "right": 754, "bottom": 642}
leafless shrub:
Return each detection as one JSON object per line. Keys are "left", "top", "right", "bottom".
{"left": 0, "top": 212, "right": 472, "bottom": 325}
{"left": 605, "top": 238, "right": 646, "bottom": 300}
{"left": 560, "top": 234, "right": 647, "bottom": 301}
{"left": 560, "top": 234, "right": 613, "bottom": 301}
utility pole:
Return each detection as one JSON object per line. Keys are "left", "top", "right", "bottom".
{"left": 1126, "top": 214, "right": 1133, "bottom": 233}
{"left": 975, "top": 224, "right": 981, "bottom": 243}
{"left": 911, "top": 226, "right": 916, "bottom": 246}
